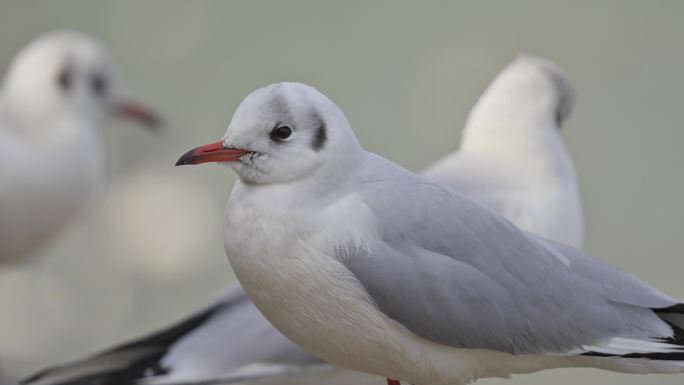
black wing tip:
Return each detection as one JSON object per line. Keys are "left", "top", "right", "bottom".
{"left": 21, "top": 300, "right": 228, "bottom": 385}
{"left": 581, "top": 351, "right": 684, "bottom": 361}
{"left": 654, "top": 303, "right": 684, "bottom": 339}
{"left": 656, "top": 303, "right": 684, "bottom": 314}
{"left": 581, "top": 306, "right": 684, "bottom": 362}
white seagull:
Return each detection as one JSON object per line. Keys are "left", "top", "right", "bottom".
{"left": 22, "top": 57, "right": 585, "bottom": 385}
{"left": 0, "top": 30, "right": 160, "bottom": 264}
{"left": 423, "top": 55, "right": 582, "bottom": 248}
{"left": 173, "top": 82, "right": 683, "bottom": 385}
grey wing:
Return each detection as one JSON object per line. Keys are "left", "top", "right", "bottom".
{"left": 344, "top": 174, "right": 682, "bottom": 356}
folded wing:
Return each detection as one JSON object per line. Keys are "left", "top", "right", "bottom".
{"left": 343, "top": 173, "right": 682, "bottom": 358}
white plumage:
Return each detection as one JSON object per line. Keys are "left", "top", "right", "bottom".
{"left": 0, "top": 30, "right": 159, "bottom": 264}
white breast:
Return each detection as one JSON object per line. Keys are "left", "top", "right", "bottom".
{"left": 225, "top": 187, "right": 404, "bottom": 373}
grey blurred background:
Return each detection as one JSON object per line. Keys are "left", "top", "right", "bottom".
{"left": 0, "top": 1, "right": 683, "bottom": 384}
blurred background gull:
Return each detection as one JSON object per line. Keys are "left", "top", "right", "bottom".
{"left": 0, "top": 2, "right": 683, "bottom": 385}
{"left": 0, "top": 30, "right": 160, "bottom": 265}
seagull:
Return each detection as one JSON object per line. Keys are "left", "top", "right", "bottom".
{"left": 21, "top": 57, "right": 585, "bottom": 385}
{"left": 0, "top": 30, "right": 160, "bottom": 265}
{"left": 423, "top": 55, "right": 582, "bottom": 247}
{"left": 174, "top": 82, "right": 683, "bottom": 385}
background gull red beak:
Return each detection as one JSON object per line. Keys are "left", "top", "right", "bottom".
{"left": 114, "top": 101, "right": 163, "bottom": 130}
{"left": 175, "top": 140, "right": 252, "bottom": 166}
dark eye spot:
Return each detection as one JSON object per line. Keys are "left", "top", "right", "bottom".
{"left": 91, "top": 73, "right": 107, "bottom": 97}
{"left": 270, "top": 125, "right": 293, "bottom": 141}
{"left": 57, "top": 67, "right": 72, "bottom": 92}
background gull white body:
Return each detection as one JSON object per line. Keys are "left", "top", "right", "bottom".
{"left": 0, "top": 113, "right": 105, "bottom": 263}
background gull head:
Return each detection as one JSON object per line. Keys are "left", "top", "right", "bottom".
{"left": 1, "top": 29, "right": 160, "bottom": 134}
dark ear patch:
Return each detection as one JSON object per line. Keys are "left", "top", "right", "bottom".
{"left": 90, "top": 72, "right": 108, "bottom": 98}
{"left": 57, "top": 66, "right": 73, "bottom": 92}
{"left": 310, "top": 113, "right": 327, "bottom": 151}
{"left": 555, "top": 108, "right": 564, "bottom": 127}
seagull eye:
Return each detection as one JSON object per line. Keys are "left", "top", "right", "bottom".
{"left": 57, "top": 67, "right": 72, "bottom": 92}
{"left": 90, "top": 73, "right": 108, "bottom": 97}
{"left": 270, "top": 125, "right": 293, "bottom": 141}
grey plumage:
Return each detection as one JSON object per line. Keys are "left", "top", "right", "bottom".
{"left": 342, "top": 152, "right": 680, "bottom": 356}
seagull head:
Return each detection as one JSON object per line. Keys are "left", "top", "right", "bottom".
{"left": 467, "top": 55, "right": 575, "bottom": 135}
{"left": 1, "top": 30, "right": 161, "bottom": 133}
{"left": 176, "top": 82, "right": 362, "bottom": 185}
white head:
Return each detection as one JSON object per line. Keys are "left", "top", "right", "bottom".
{"left": 177, "top": 82, "right": 362, "bottom": 185}
{"left": 461, "top": 55, "right": 575, "bottom": 149}
{"left": 1, "top": 30, "right": 160, "bottom": 133}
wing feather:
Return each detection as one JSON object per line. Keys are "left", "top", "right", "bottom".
{"left": 342, "top": 162, "right": 679, "bottom": 356}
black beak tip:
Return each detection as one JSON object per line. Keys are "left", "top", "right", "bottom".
{"left": 175, "top": 149, "right": 196, "bottom": 166}
{"left": 146, "top": 118, "right": 164, "bottom": 132}
{"left": 135, "top": 112, "right": 164, "bottom": 132}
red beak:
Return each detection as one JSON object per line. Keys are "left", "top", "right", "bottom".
{"left": 114, "top": 101, "right": 163, "bottom": 130}
{"left": 175, "top": 140, "right": 252, "bottom": 166}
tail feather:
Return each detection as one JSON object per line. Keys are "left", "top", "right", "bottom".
{"left": 581, "top": 304, "right": 684, "bottom": 362}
